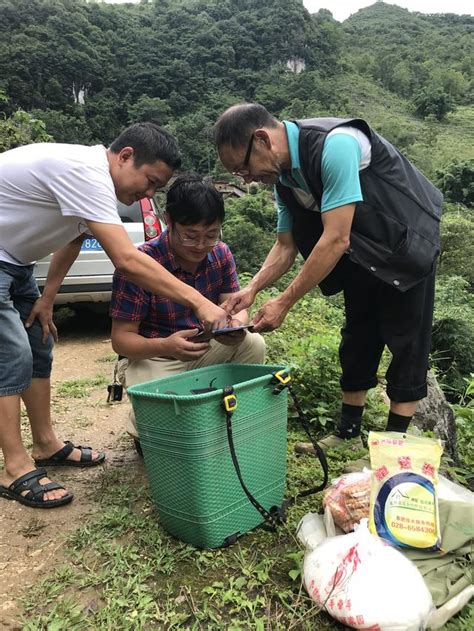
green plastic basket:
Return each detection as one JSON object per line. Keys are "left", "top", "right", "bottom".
{"left": 127, "top": 364, "right": 288, "bottom": 548}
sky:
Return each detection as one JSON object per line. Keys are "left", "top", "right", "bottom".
{"left": 302, "top": 1, "right": 473, "bottom": 22}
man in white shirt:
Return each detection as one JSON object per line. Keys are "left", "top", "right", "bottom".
{"left": 0, "top": 122, "right": 226, "bottom": 509}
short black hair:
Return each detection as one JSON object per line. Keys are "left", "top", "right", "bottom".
{"left": 213, "top": 103, "right": 278, "bottom": 149}
{"left": 166, "top": 174, "right": 225, "bottom": 226}
{"left": 109, "top": 121, "right": 181, "bottom": 169}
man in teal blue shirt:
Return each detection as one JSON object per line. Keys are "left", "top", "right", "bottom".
{"left": 213, "top": 103, "right": 441, "bottom": 469}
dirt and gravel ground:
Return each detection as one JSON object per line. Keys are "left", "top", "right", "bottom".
{"left": 0, "top": 310, "right": 144, "bottom": 629}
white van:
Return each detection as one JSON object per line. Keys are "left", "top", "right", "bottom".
{"left": 34, "top": 198, "right": 166, "bottom": 307}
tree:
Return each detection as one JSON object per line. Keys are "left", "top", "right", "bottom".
{"left": 438, "top": 212, "right": 474, "bottom": 287}
{"left": 84, "top": 88, "right": 128, "bottom": 144}
{"left": 223, "top": 216, "right": 275, "bottom": 276}
{"left": 127, "top": 96, "right": 171, "bottom": 125}
{"left": 30, "top": 107, "right": 93, "bottom": 144}
{"left": 226, "top": 189, "right": 276, "bottom": 232}
{"left": 413, "top": 85, "right": 454, "bottom": 121}
{"left": 0, "top": 109, "right": 52, "bottom": 152}
{"left": 436, "top": 160, "right": 474, "bottom": 207}
{"left": 166, "top": 110, "right": 216, "bottom": 174}
{"left": 223, "top": 190, "right": 277, "bottom": 275}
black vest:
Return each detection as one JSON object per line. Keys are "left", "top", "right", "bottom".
{"left": 275, "top": 118, "right": 443, "bottom": 295}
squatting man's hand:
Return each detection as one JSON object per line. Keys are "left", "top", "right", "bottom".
{"left": 161, "top": 329, "right": 210, "bottom": 362}
{"left": 213, "top": 316, "right": 248, "bottom": 347}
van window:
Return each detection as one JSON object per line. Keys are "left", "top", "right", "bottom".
{"left": 117, "top": 201, "right": 142, "bottom": 223}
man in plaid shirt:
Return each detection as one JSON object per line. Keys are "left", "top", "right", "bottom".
{"left": 110, "top": 174, "right": 265, "bottom": 451}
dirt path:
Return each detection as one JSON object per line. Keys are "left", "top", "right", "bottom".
{"left": 0, "top": 312, "right": 143, "bottom": 629}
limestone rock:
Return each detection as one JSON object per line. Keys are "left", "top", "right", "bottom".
{"left": 413, "top": 370, "right": 458, "bottom": 463}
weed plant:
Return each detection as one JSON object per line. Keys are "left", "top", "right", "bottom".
{"left": 56, "top": 375, "right": 109, "bottom": 399}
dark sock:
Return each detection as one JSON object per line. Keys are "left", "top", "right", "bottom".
{"left": 386, "top": 411, "right": 412, "bottom": 433}
{"left": 336, "top": 403, "right": 364, "bottom": 439}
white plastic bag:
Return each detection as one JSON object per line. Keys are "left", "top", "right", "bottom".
{"left": 301, "top": 519, "right": 434, "bottom": 630}
{"left": 428, "top": 585, "right": 474, "bottom": 629}
{"left": 296, "top": 512, "right": 328, "bottom": 549}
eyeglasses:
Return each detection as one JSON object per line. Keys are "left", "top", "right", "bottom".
{"left": 174, "top": 228, "right": 221, "bottom": 248}
{"left": 232, "top": 133, "right": 254, "bottom": 177}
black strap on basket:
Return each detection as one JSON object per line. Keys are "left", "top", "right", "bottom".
{"left": 222, "top": 370, "right": 329, "bottom": 531}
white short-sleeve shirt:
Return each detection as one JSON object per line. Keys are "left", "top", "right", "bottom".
{"left": 0, "top": 142, "right": 122, "bottom": 265}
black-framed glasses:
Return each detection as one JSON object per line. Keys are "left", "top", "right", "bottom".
{"left": 232, "top": 133, "right": 254, "bottom": 176}
{"left": 174, "top": 227, "right": 221, "bottom": 248}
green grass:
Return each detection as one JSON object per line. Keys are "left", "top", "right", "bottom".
{"left": 96, "top": 353, "right": 118, "bottom": 364}
{"left": 18, "top": 426, "right": 340, "bottom": 630}
{"left": 18, "top": 295, "right": 474, "bottom": 629}
{"left": 18, "top": 414, "right": 473, "bottom": 629}
{"left": 444, "top": 606, "right": 474, "bottom": 631}
{"left": 55, "top": 375, "right": 109, "bottom": 399}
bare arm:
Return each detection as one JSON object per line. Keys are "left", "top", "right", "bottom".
{"left": 111, "top": 319, "right": 165, "bottom": 359}
{"left": 111, "top": 319, "right": 209, "bottom": 362}
{"left": 252, "top": 204, "right": 355, "bottom": 331}
{"left": 25, "top": 235, "right": 85, "bottom": 342}
{"left": 86, "top": 221, "right": 226, "bottom": 328}
{"left": 40, "top": 235, "right": 85, "bottom": 304}
{"left": 248, "top": 231, "right": 298, "bottom": 293}
{"left": 279, "top": 204, "right": 354, "bottom": 308}
{"left": 222, "top": 232, "right": 298, "bottom": 314}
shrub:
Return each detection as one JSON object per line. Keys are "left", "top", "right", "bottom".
{"left": 432, "top": 276, "right": 474, "bottom": 401}
{"left": 436, "top": 160, "right": 474, "bottom": 207}
{"left": 224, "top": 189, "right": 277, "bottom": 275}
{"left": 438, "top": 212, "right": 474, "bottom": 287}
{"left": 0, "top": 109, "right": 52, "bottom": 151}
{"left": 413, "top": 85, "right": 454, "bottom": 121}
{"left": 257, "top": 291, "right": 344, "bottom": 429}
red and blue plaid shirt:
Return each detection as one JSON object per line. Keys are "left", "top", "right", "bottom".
{"left": 109, "top": 231, "right": 240, "bottom": 338}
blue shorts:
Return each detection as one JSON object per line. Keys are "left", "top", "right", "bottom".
{"left": 0, "top": 261, "right": 54, "bottom": 396}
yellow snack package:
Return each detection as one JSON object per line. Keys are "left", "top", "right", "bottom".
{"left": 368, "top": 431, "right": 443, "bottom": 551}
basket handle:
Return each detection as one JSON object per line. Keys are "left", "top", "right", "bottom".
{"left": 222, "top": 373, "right": 329, "bottom": 532}
{"left": 271, "top": 371, "right": 329, "bottom": 499}
{"left": 222, "top": 386, "right": 284, "bottom": 530}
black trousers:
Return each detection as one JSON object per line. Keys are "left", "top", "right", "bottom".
{"left": 339, "top": 261, "right": 435, "bottom": 402}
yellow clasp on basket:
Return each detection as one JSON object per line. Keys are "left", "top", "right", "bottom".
{"left": 223, "top": 393, "right": 237, "bottom": 413}
{"left": 274, "top": 370, "right": 291, "bottom": 385}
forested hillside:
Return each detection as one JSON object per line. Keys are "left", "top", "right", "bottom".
{"left": 0, "top": 0, "right": 341, "bottom": 169}
{"left": 345, "top": 3, "right": 472, "bottom": 105}
{"left": 0, "top": 1, "right": 472, "bottom": 173}
{"left": 1, "top": 2, "right": 473, "bottom": 627}
{"left": 1, "top": 0, "right": 473, "bottom": 393}
{"left": 1, "top": 0, "right": 472, "bottom": 389}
